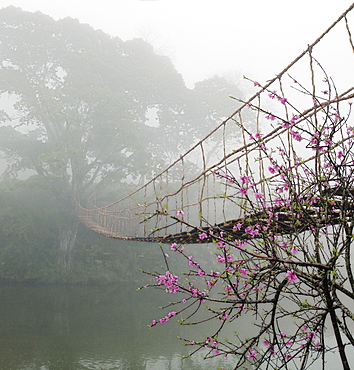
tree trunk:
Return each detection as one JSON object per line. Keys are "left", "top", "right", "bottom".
{"left": 57, "top": 221, "right": 79, "bottom": 270}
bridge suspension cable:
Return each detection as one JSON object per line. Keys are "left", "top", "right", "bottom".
{"left": 76, "top": 3, "right": 354, "bottom": 244}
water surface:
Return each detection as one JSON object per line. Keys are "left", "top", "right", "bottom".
{"left": 0, "top": 283, "right": 232, "bottom": 370}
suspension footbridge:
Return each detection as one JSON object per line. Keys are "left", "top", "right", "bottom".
{"left": 76, "top": 3, "right": 354, "bottom": 244}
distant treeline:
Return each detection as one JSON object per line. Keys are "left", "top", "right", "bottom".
{"left": 0, "top": 7, "right": 245, "bottom": 283}
{"left": 0, "top": 178, "right": 162, "bottom": 283}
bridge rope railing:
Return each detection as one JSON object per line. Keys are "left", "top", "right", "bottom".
{"left": 76, "top": 3, "right": 354, "bottom": 243}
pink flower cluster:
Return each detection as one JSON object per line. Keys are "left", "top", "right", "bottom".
{"left": 290, "top": 130, "right": 302, "bottom": 142}
{"left": 149, "top": 311, "right": 177, "bottom": 327}
{"left": 156, "top": 271, "right": 179, "bottom": 293}
{"left": 245, "top": 225, "right": 259, "bottom": 237}
{"left": 267, "top": 90, "right": 287, "bottom": 105}
{"left": 285, "top": 269, "right": 298, "bottom": 283}
{"left": 246, "top": 347, "right": 257, "bottom": 360}
{"left": 198, "top": 232, "right": 208, "bottom": 240}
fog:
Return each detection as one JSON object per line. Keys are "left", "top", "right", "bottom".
{"left": 0, "top": 0, "right": 353, "bottom": 255}
{"left": 0, "top": 2, "right": 354, "bottom": 369}
{"left": 0, "top": 0, "right": 353, "bottom": 251}
{"left": 2, "top": 0, "right": 353, "bottom": 87}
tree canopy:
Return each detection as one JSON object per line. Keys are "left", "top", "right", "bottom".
{"left": 0, "top": 6, "right": 245, "bottom": 195}
{"left": 0, "top": 6, "right": 245, "bottom": 268}
{"left": 0, "top": 7, "right": 183, "bottom": 198}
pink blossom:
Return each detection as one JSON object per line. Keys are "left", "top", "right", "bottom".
{"left": 245, "top": 226, "right": 259, "bottom": 236}
{"left": 224, "top": 285, "right": 233, "bottom": 293}
{"left": 221, "top": 311, "right": 228, "bottom": 320}
{"left": 240, "top": 175, "right": 251, "bottom": 184}
{"left": 246, "top": 347, "right": 257, "bottom": 360}
{"left": 170, "top": 243, "right": 178, "bottom": 251}
{"left": 306, "top": 331, "right": 316, "bottom": 340}
{"left": 280, "top": 97, "right": 288, "bottom": 105}
{"left": 239, "top": 187, "right": 248, "bottom": 195}
{"left": 268, "top": 90, "right": 277, "bottom": 99}
{"left": 176, "top": 210, "right": 184, "bottom": 218}
{"left": 233, "top": 223, "right": 242, "bottom": 231}
{"left": 226, "top": 253, "right": 234, "bottom": 262}
{"left": 198, "top": 232, "right": 208, "bottom": 240}
{"left": 290, "top": 115, "right": 300, "bottom": 124}
{"left": 188, "top": 255, "right": 200, "bottom": 268}
{"left": 156, "top": 271, "right": 179, "bottom": 293}
{"left": 265, "top": 114, "right": 276, "bottom": 120}
{"left": 291, "top": 130, "right": 302, "bottom": 142}
{"left": 217, "top": 241, "right": 225, "bottom": 248}
{"left": 207, "top": 279, "right": 216, "bottom": 288}
{"left": 347, "top": 126, "right": 354, "bottom": 135}
{"left": 285, "top": 269, "right": 298, "bottom": 283}
{"left": 234, "top": 240, "right": 248, "bottom": 249}
{"left": 263, "top": 339, "right": 270, "bottom": 347}
{"left": 332, "top": 112, "right": 340, "bottom": 120}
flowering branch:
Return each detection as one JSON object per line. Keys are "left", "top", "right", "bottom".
{"left": 142, "top": 70, "right": 354, "bottom": 370}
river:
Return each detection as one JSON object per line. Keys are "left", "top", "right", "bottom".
{"left": 0, "top": 283, "right": 233, "bottom": 370}
{"left": 1, "top": 282, "right": 353, "bottom": 369}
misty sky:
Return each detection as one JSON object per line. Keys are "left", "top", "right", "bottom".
{"left": 1, "top": 1, "right": 353, "bottom": 87}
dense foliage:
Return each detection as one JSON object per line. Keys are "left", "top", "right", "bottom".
{"left": 0, "top": 6, "right": 245, "bottom": 275}
{"left": 0, "top": 178, "right": 157, "bottom": 283}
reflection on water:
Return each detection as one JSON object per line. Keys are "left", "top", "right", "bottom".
{"left": 2, "top": 283, "right": 351, "bottom": 369}
{"left": 0, "top": 283, "right": 234, "bottom": 370}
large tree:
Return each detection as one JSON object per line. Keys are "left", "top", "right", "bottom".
{"left": 0, "top": 6, "right": 245, "bottom": 268}
{"left": 0, "top": 7, "right": 188, "bottom": 267}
